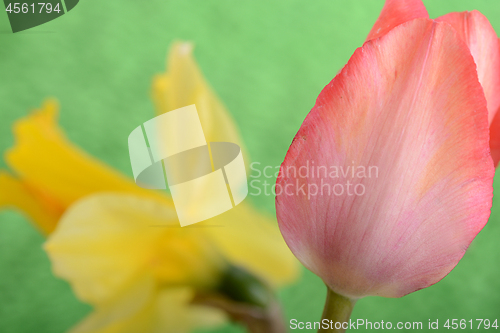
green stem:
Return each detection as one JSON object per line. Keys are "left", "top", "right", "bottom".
{"left": 319, "top": 286, "right": 356, "bottom": 332}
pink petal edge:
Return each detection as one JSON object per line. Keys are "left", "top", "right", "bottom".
{"left": 367, "top": 0, "right": 428, "bottom": 41}
{"left": 276, "top": 19, "right": 493, "bottom": 299}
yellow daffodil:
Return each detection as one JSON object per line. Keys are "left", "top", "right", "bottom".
{"left": 0, "top": 42, "right": 298, "bottom": 333}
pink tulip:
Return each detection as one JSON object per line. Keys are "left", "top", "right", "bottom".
{"left": 276, "top": 0, "right": 496, "bottom": 326}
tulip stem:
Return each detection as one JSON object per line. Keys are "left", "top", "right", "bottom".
{"left": 319, "top": 286, "right": 356, "bottom": 332}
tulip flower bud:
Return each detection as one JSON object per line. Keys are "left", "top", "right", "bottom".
{"left": 276, "top": 16, "right": 494, "bottom": 330}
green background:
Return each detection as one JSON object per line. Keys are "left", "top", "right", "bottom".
{"left": 1, "top": 0, "right": 500, "bottom": 332}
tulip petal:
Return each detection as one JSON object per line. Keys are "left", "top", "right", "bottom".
{"left": 44, "top": 194, "right": 223, "bottom": 305}
{"left": 436, "top": 11, "right": 500, "bottom": 166}
{"left": 276, "top": 19, "right": 493, "bottom": 298}
{"left": 436, "top": 11, "right": 500, "bottom": 123}
{"left": 366, "top": 0, "right": 428, "bottom": 41}
{"left": 5, "top": 100, "right": 171, "bottom": 212}
{"left": 0, "top": 171, "right": 60, "bottom": 234}
{"left": 490, "top": 106, "right": 500, "bottom": 165}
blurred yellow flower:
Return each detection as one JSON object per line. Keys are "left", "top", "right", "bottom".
{"left": 0, "top": 42, "right": 298, "bottom": 333}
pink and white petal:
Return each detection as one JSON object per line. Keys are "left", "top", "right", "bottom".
{"left": 436, "top": 11, "right": 500, "bottom": 126}
{"left": 366, "top": 0, "right": 428, "bottom": 41}
{"left": 276, "top": 19, "right": 493, "bottom": 299}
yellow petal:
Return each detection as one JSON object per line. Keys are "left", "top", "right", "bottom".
{"left": 70, "top": 275, "right": 226, "bottom": 333}
{"left": 5, "top": 100, "right": 172, "bottom": 212}
{"left": 44, "top": 193, "right": 225, "bottom": 305}
{"left": 155, "top": 287, "right": 227, "bottom": 333}
{"left": 201, "top": 202, "right": 300, "bottom": 287}
{"left": 70, "top": 274, "right": 157, "bottom": 333}
{"left": 0, "top": 171, "right": 61, "bottom": 234}
{"left": 151, "top": 43, "right": 299, "bottom": 285}
{"left": 152, "top": 42, "right": 245, "bottom": 149}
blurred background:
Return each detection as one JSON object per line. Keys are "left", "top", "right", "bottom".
{"left": 1, "top": 0, "right": 500, "bottom": 332}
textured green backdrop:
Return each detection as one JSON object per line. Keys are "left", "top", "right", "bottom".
{"left": 1, "top": 1, "right": 500, "bottom": 332}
